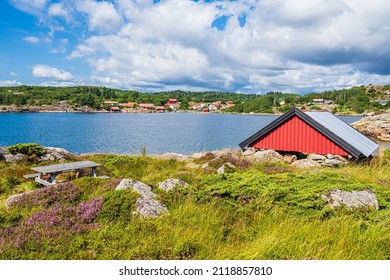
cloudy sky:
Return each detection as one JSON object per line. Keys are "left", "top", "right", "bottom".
{"left": 1, "top": 0, "right": 390, "bottom": 94}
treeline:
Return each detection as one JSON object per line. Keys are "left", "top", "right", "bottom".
{"left": 0, "top": 86, "right": 257, "bottom": 109}
{"left": 227, "top": 85, "right": 390, "bottom": 114}
{"left": 1, "top": 85, "right": 389, "bottom": 114}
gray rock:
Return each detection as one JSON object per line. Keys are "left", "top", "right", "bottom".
{"left": 4, "top": 153, "right": 25, "bottom": 164}
{"left": 135, "top": 196, "right": 168, "bottom": 218}
{"left": 217, "top": 162, "right": 236, "bottom": 174}
{"left": 243, "top": 148, "right": 257, "bottom": 156}
{"left": 5, "top": 191, "right": 34, "bottom": 209}
{"left": 158, "top": 178, "right": 189, "bottom": 192}
{"left": 38, "top": 147, "right": 74, "bottom": 162}
{"left": 250, "top": 149, "right": 283, "bottom": 163}
{"left": 322, "top": 189, "right": 379, "bottom": 210}
{"left": 115, "top": 179, "right": 168, "bottom": 218}
{"left": 322, "top": 159, "right": 344, "bottom": 167}
{"left": 308, "top": 154, "right": 327, "bottom": 161}
{"left": 282, "top": 154, "right": 297, "bottom": 164}
{"left": 202, "top": 162, "right": 210, "bottom": 169}
{"left": 115, "top": 179, "right": 156, "bottom": 198}
{"left": 291, "top": 159, "right": 321, "bottom": 168}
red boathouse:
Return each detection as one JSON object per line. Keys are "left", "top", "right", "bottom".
{"left": 239, "top": 107, "right": 379, "bottom": 159}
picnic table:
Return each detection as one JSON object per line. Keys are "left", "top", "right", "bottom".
{"left": 23, "top": 160, "right": 103, "bottom": 186}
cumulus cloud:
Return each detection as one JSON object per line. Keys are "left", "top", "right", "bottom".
{"left": 0, "top": 80, "right": 22, "bottom": 86}
{"left": 9, "top": 0, "right": 390, "bottom": 92}
{"left": 32, "top": 65, "right": 74, "bottom": 81}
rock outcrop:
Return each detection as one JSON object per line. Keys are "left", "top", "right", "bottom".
{"left": 115, "top": 179, "right": 168, "bottom": 218}
{"left": 158, "top": 178, "right": 189, "bottom": 192}
{"left": 322, "top": 189, "right": 379, "bottom": 210}
{"left": 0, "top": 146, "right": 74, "bottom": 163}
{"left": 308, "top": 153, "right": 348, "bottom": 167}
{"left": 291, "top": 159, "right": 321, "bottom": 168}
{"left": 352, "top": 111, "right": 390, "bottom": 141}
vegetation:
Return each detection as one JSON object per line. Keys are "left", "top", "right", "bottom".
{"left": 0, "top": 148, "right": 389, "bottom": 260}
{"left": 1, "top": 84, "right": 389, "bottom": 114}
{"left": 6, "top": 143, "right": 45, "bottom": 157}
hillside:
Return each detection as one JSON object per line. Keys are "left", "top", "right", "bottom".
{"left": 0, "top": 145, "right": 389, "bottom": 260}
{"left": 1, "top": 84, "right": 389, "bottom": 115}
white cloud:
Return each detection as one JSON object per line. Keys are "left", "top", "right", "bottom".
{"left": 32, "top": 65, "right": 74, "bottom": 81}
{"left": 76, "top": 0, "right": 123, "bottom": 33}
{"left": 0, "top": 80, "right": 22, "bottom": 86}
{"left": 23, "top": 36, "right": 40, "bottom": 43}
{"left": 48, "top": 2, "right": 70, "bottom": 21}
{"left": 9, "top": 72, "right": 19, "bottom": 77}
{"left": 10, "top": 0, "right": 390, "bottom": 92}
{"left": 10, "top": 0, "right": 48, "bottom": 15}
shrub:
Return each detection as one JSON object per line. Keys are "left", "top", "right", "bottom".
{"left": 6, "top": 143, "right": 45, "bottom": 157}
{"left": 98, "top": 190, "right": 139, "bottom": 223}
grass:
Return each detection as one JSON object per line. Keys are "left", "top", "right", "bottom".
{"left": 0, "top": 150, "right": 389, "bottom": 260}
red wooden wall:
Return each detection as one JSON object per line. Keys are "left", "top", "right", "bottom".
{"left": 250, "top": 116, "right": 348, "bottom": 156}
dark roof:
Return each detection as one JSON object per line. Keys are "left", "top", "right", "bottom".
{"left": 238, "top": 107, "right": 379, "bottom": 158}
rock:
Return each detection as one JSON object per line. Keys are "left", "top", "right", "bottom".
{"left": 291, "top": 159, "right": 321, "bottom": 168}
{"left": 213, "top": 149, "right": 241, "bottom": 159}
{"left": 217, "top": 162, "right": 236, "bottom": 174}
{"left": 352, "top": 112, "right": 390, "bottom": 141}
{"left": 322, "top": 189, "right": 379, "bottom": 210}
{"left": 5, "top": 191, "right": 34, "bottom": 209}
{"left": 243, "top": 148, "right": 257, "bottom": 156}
{"left": 308, "top": 154, "right": 327, "bottom": 161}
{"left": 115, "top": 179, "right": 168, "bottom": 218}
{"left": 250, "top": 149, "right": 283, "bottom": 163}
{"left": 322, "top": 159, "right": 344, "bottom": 167}
{"left": 37, "top": 147, "right": 74, "bottom": 162}
{"left": 282, "top": 154, "right": 297, "bottom": 164}
{"left": 158, "top": 178, "right": 189, "bottom": 192}
{"left": 202, "top": 162, "right": 210, "bottom": 169}
{"left": 185, "top": 162, "right": 200, "bottom": 169}
{"left": 115, "top": 179, "right": 156, "bottom": 198}
{"left": 4, "top": 153, "right": 25, "bottom": 164}
{"left": 135, "top": 196, "right": 169, "bottom": 218}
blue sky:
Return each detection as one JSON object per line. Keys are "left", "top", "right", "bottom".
{"left": 1, "top": 0, "right": 390, "bottom": 94}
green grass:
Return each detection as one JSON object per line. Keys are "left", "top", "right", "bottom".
{"left": 0, "top": 151, "right": 389, "bottom": 260}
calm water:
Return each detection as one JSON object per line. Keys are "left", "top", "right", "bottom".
{"left": 0, "top": 112, "right": 363, "bottom": 155}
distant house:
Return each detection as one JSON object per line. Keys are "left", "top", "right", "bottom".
{"left": 169, "top": 104, "right": 180, "bottom": 111}
{"left": 155, "top": 106, "right": 165, "bottom": 112}
{"left": 311, "top": 98, "right": 325, "bottom": 104}
{"left": 208, "top": 104, "right": 218, "bottom": 111}
{"left": 103, "top": 100, "right": 119, "bottom": 106}
{"left": 192, "top": 105, "right": 203, "bottom": 111}
{"left": 109, "top": 106, "right": 121, "bottom": 112}
{"left": 165, "top": 98, "right": 180, "bottom": 109}
{"left": 139, "top": 103, "right": 155, "bottom": 110}
{"left": 120, "top": 102, "right": 138, "bottom": 108}
{"left": 239, "top": 107, "right": 379, "bottom": 159}
{"left": 225, "top": 101, "right": 235, "bottom": 108}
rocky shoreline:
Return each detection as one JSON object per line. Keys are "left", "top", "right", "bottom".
{"left": 351, "top": 110, "right": 390, "bottom": 142}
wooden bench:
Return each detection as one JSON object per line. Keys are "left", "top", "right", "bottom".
{"left": 23, "top": 173, "right": 40, "bottom": 179}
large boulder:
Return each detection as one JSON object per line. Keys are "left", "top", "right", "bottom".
{"left": 4, "top": 153, "right": 25, "bottom": 164}
{"left": 282, "top": 154, "right": 297, "bottom": 164}
{"left": 308, "top": 154, "right": 327, "bottom": 162}
{"left": 158, "top": 178, "right": 189, "bottom": 192}
{"left": 250, "top": 149, "right": 283, "bottom": 163}
{"left": 291, "top": 159, "right": 321, "bottom": 168}
{"left": 322, "top": 189, "right": 379, "bottom": 210}
{"left": 115, "top": 179, "right": 168, "bottom": 218}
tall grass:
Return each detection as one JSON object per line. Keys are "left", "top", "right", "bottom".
{"left": 0, "top": 151, "right": 389, "bottom": 260}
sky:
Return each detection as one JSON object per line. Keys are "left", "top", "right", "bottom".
{"left": 1, "top": 0, "right": 390, "bottom": 94}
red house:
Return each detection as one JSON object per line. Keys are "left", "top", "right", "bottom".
{"left": 239, "top": 107, "right": 378, "bottom": 159}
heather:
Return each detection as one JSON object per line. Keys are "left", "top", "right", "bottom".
{"left": 0, "top": 152, "right": 389, "bottom": 260}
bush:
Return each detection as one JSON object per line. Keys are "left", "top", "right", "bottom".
{"left": 6, "top": 143, "right": 45, "bottom": 157}
{"left": 97, "top": 190, "right": 139, "bottom": 223}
